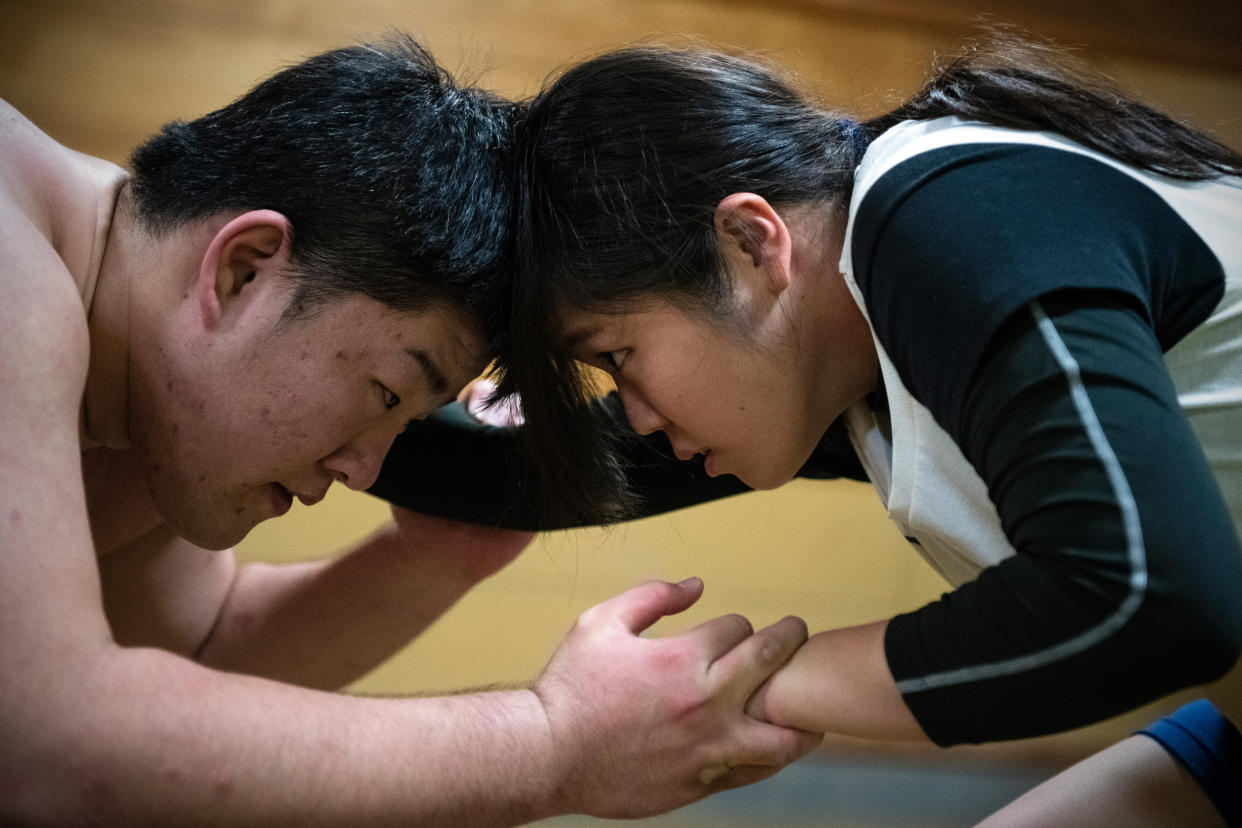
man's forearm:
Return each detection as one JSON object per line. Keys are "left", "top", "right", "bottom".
{"left": 19, "top": 645, "right": 560, "bottom": 826}
{"left": 12, "top": 578, "right": 824, "bottom": 825}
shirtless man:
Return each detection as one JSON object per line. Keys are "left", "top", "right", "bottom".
{"left": 0, "top": 36, "right": 819, "bottom": 825}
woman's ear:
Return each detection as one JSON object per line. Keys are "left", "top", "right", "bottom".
{"left": 195, "top": 210, "right": 293, "bottom": 329}
{"left": 713, "top": 193, "right": 793, "bottom": 294}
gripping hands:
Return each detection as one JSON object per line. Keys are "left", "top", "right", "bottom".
{"left": 533, "top": 577, "right": 822, "bottom": 819}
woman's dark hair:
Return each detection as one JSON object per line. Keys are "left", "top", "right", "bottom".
{"left": 504, "top": 31, "right": 1242, "bottom": 524}
{"left": 502, "top": 44, "right": 864, "bottom": 523}
{"left": 128, "top": 33, "right": 520, "bottom": 348}
{"left": 866, "top": 31, "right": 1242, "bottom": 179}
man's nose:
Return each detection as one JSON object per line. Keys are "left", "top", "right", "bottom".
{"left": 320, "top": 426, "right": 397, "bottom": 491}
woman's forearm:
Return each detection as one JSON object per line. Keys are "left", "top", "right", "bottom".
{"left": 748, "top": 621, "right": 928, "bottom": 742}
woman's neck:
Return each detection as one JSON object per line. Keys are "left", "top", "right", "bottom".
{"left": 799, "top": 206, "right": 880, "bottom": 427}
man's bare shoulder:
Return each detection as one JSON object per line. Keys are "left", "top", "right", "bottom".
{"left": 1, "top": 99, "right": 66, "bottom": 235}
{"left": 1, "top": 97, "right": 127, "bottom": 306}
{"left": 0, "top": 129, "right": 93, "bottom": 466}
{"left": 0, "top": 193, "right": 91, "bottom": 392}
{"left": 0, "top": 111, "right": 101, "bottom": 647}
{"left": 0, "top": 101, "right": 106, "bottom": 389}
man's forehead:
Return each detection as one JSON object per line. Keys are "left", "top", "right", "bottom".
{"left": 393, "top": 305, "right": 489, "bottom": 377}
{"left": 305, "top": 294, "right": 488, "bottom": 387}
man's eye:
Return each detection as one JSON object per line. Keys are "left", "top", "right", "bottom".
{"left": 379, "top": 384, "right": 401, "bottom": 410}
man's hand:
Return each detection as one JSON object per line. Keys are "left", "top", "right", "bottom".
{"left": 533, "top": 578, "right": 823, "bottom": 819}
{"left": 458, "top": 377, "right": 525, "bottom": 427}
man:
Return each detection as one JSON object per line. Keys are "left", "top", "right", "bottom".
{"left": 0, "top": 36, "right": 819, "bottom": 824}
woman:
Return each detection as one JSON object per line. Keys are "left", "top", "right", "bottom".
{"left": 374, "top": 33, "right": 1242, "bottom": 823}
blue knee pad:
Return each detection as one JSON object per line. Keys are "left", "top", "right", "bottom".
{"left": 1137, "top": 698, "right": 1241, "bottom": 827}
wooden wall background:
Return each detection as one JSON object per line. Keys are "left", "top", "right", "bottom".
{"left": 3, "top": 1, "right": 1239, "bottom": 824}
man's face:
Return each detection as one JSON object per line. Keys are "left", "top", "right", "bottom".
{"left": 136, "top": 292, "right": 487, "bottom": 550}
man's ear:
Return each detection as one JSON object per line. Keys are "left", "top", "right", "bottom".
{"left": 713, "top": 193, "right": 793, "bottom": 295}
{"left": 195, "top": 210, "right": 293, "bottom": 329}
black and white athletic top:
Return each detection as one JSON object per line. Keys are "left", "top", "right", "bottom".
{"left": 369, "top": 116, "right": 1242, "bottom": 747}
{"left": 843, "top": 117, "right": 1242, "bottom": 743}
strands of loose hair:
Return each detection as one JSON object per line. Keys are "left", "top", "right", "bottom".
{"left": 866, "top": 30, "right": 1242, "bottom": 180}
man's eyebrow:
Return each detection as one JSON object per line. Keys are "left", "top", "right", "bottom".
{"left": 406, "top": 348, "right": 447, "bottom": 395}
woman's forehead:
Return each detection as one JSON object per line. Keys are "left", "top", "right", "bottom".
{"left": 557, "top": 302, "right": 648, "bottom": 348}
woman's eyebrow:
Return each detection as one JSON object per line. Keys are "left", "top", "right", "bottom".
{"left": 561, "top": 324, "right": 602, "bottom": 350}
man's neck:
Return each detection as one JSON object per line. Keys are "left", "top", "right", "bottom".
{"left": 85, "top": 196, "right": 235, "bottom": 452}
{"left": 81, "top": 181, "right": 136, "bottom": 450}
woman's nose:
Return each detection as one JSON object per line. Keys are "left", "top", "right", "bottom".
{"left": 617, "top": 383, "right": 666, "bottom": 436}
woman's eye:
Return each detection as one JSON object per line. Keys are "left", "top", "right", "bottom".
{"left": 600, "top": 350, "right": 628, "bottom": 371}
{"left": 379, "top": 384, "right": 401, "bottom": 410}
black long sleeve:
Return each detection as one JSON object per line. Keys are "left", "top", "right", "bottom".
{"left": 884, "top": 296, "right": 1242, "bottom": 743}
{"left": 852, "top": 142, "right": 1242, "bottom": 743}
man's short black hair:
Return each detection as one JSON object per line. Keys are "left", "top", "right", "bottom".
{"left": 129, "top": 34, "right": 518, "bottom": 345}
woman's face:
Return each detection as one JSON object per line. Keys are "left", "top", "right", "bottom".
{"left": 560, "top": 292, "right": 865, "bottom": 490}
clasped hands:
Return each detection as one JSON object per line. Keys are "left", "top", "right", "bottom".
{"left": 532, "top": 576, "right": 822, "bottom": 819}
{"left": 414, "top": 379, "right": 822, "bottom": 816}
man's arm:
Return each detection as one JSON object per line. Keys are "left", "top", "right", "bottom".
{"left": 18, "top": 570, "right": 820, "bottom": 825}
{"left": 4, "top": 266, "right": 818, "bottom": 826}
{"left": 12, "top": 463, "right": 820, "bottom": 824}
{"left": 193, "top": 508, "right": 533, "bottom": 688}
{"left": 99, "top": 507, "right": 532, "bottom": 689}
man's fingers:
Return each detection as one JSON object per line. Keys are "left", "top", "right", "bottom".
{"left": 719, "top": 722, "right": 823, "bottom": 777}
{"left": 700, "top": 724, "right": 823, "bottom": 790}
{"left": 457, "top": 376, "right": 496, "bottom": 406}
{"left": 458, "top": 377, "right": 525, "bottom": 426}
{"left": 709, "top": 764, "right": 781, "bottom": 791}
{"left": 591, "top": 577, "right": 705, "bottom": 634}
{"left": 709, "top": 615, "right": 808, "bottom": 692}
{"left": 683, "top": 613, "right": 755, "bottom": 662}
